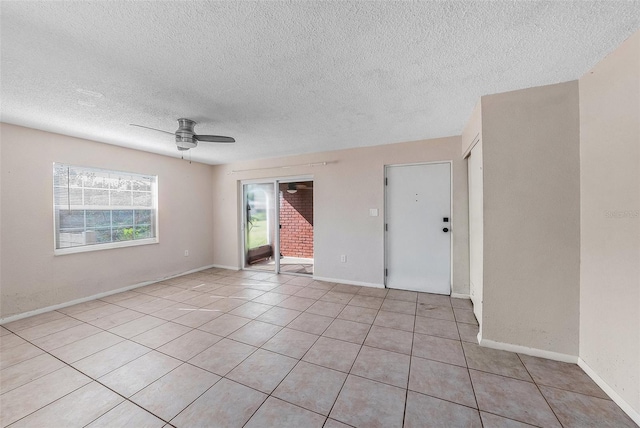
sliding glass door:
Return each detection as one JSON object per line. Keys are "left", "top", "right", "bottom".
{"left": 243, "top": 182, "right": 278, "bottom": 272}
{"left": 241, "top": 176, "right": 314, "bottom": 275}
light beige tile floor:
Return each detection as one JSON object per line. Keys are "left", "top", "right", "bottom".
{"left": 0, "top": 267, "right": 637, "bottom": 427}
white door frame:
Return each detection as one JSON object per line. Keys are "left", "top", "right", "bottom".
{"left": 467, "top": 142, "right": 483, "bottom": 327}
{"left": 240, "top": 175, "right": 313, "bottom": 274}
{"left": 384, "top": 161, "right": 453, "bottom": 294}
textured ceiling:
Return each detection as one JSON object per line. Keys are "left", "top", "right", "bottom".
{"left": 1, "top": 1, "right": 638, "bottom": 165}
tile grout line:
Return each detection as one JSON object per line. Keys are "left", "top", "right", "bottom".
{"left": 172, "top": 276, "right": 336, "bottom": 423}
{"left": 119, "top": 274, "right": 343, "bottom": 425}
{"left": 455, "top": 315, "right": 483, "bottom": 426}
{"left": 516, "top": 352, "right": 564, "bottom": 427}
{"left": 319, "top": 289, "right": 385, "bottom": 425}
{"left": 5, "top": 271, "right": 621, "bottom": 427}
{"left": 402, "top": 295, "right": 418, "bottom": 428}
{"left": 68, "top": 324, "right": 208, "bottom": 425}
{"left": 83, "top": 361, "right": 189, "bottom": 426}
{"left": 237, "top": 274, "right": 338, "bottom": 427}
{"left": 14, "top": 270, "right": 284, "bottom": 426}
{"left": 2, "top": 334, "right": 162, "bottom": 427}
{"left": 1, "top": 271, "right": 271, "bottom": 427}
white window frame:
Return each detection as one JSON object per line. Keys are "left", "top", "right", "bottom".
{"left": 53, "top": 163, "right": 159, "bottom": 255}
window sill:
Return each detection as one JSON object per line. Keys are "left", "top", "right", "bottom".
{"left": 54, "top": 238, "right": 159, "bottom": 256}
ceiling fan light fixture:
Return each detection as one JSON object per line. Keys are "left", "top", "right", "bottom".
{"left": 176, "top": 135, "right": 197, "bottom": 149}
{"left": 287, "top": 183, "right": 298, "bottom": 194}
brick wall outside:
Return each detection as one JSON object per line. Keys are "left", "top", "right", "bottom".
{"left": 279, "top": 183, "right": 313, "bottom": 258}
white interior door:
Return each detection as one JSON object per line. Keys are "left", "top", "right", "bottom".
{"left": 385, "top": 162, "right": 451, "bottom": 294}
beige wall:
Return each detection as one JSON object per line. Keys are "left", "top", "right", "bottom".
{"left": 480, "top": 81, "right": 581, "bottom": 356}
{"left": 0, "top": 123, "right": 215, "bottom": 319}
{"left": 579, "top": 31, "right": 640, "bottom": 416}
{"left": 212, "top": 136, "right": 470, "bottom": 294}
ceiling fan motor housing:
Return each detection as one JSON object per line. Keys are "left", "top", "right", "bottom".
{"left": 176, "top": 118, "right": 198, "bottom": 149}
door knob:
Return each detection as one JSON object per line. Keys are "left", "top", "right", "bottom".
{"left": 443, "top": 227, "right": 449, "bottom": 233}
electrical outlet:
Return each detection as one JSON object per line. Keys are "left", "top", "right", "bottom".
{"left": 340, "top": 255, "right": 347, "bottom": 263}
{"left": 184, "top": 250, "right": 189, "bottom": 257}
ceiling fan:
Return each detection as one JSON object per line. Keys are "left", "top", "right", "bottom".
{"left": 130, "top": 118, "right": 235, "bottom": 151}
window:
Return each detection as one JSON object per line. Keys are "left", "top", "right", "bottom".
{"left": 53, "top": 163, "right": 158, "bottom": 254}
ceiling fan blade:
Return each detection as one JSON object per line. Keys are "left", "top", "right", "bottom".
{"left": 194, "top": 134, "right": 235, "bottom": 143}
{"left": 130, "top": 124, "right": 174, "bottom": 135}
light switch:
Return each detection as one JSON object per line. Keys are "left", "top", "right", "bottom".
{"left": 369, "top": 208, "right": 379, "bottom": 217}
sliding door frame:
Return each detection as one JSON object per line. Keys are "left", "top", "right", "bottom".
{"left": 240, "top": 175, "right": 313, "bottom": 274}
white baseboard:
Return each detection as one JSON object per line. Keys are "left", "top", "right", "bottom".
{"left": 479, "top": 338, "right": 578, "bottom": 364}
{"left": 209, "top": 264, "right": 240, "bottom": 271}
{"left": 0, "top": 264, "right": 216, "bottom": 325}
{"left": 160, "top": 264, "right": 217, "bottom": 279}
{"left": 451, "top": 293, "right": 470, "bottom": 299}
{"left": 578, "top": 358, "right": 640, "bottom": 426}
{"left": 312, "top": 276, "right": 385, "bottom": 289}
{"left": 310, "top": 279, "right": 466, "bottom": 294}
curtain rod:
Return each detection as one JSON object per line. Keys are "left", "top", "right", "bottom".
{"left": 229, "top": 161, "right": 330, "bottom": 174}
